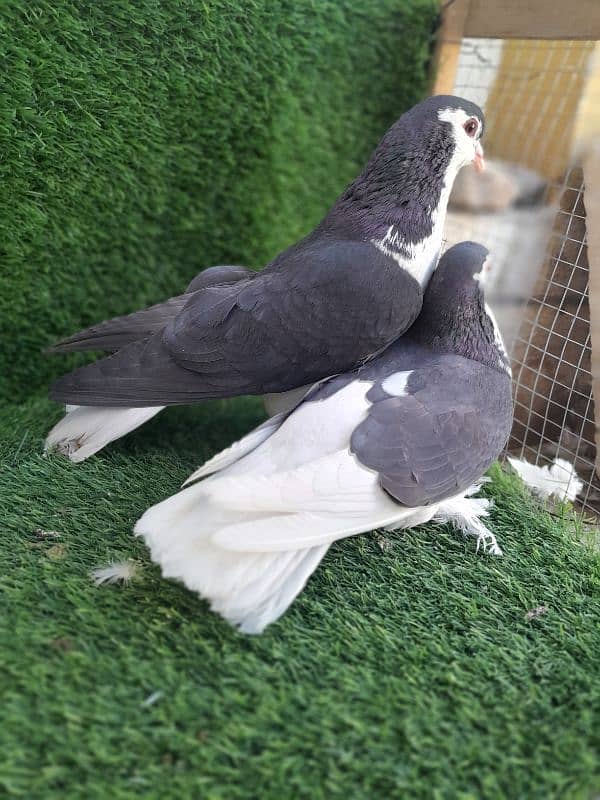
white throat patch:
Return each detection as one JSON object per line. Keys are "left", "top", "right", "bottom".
{"left": 370, "top": 107, "right": 478, "bottom": 288}
{"left": 371, "top": 217, "right": 444, "bottom": 288}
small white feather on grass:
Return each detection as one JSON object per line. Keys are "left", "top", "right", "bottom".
{"left": 507, "top": 456, "right": 583, "bottom": 502}
{"left": 141, "top": 690, "right": 163, "bottom": 707}
{"left": 91, "top": 560, "right": 139, "bottom": 586}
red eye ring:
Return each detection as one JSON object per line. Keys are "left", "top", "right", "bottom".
{"left": 463, "top": 118, "right": 478, "bottom": 138}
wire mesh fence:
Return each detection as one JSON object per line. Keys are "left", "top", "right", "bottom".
{"left": 444, "top": 37, "right": 599, "bottom": 513}
{"left": 510, "top": 168, "right": 599, "bottom": 512}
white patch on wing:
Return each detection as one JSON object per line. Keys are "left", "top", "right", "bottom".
{"left": 381, "top": 370, "right": 412, "bottom": 396}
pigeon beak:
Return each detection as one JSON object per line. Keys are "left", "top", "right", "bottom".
{"left": 474, "top": 141, "right": 485, "bottom": 173}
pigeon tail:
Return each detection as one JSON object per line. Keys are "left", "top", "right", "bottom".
{"left": 134, "top": 479, "right": 329, "bottom": 634}
{"left": 45, "top": 405, "right": 164, "bottom": 461}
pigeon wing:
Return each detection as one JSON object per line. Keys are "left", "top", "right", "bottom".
{"left": 47, "top": 294, "right": 192, "bottom": 353}
{"left": 48, "top": 266, "right": 253, "bottom": 354}
{"left": 165, "top": 239, "right": 423, "bottom": 393}
{"left": 50, "top": 240, "right": 422, "bottom": 406}
{"left": 351, "top": 359, "right": 513, "bottom": 507}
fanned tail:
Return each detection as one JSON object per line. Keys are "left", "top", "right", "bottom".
{"left": 135, "top": 479, "right": 329, "bottom": 634}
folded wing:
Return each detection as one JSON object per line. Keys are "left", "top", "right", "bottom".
{"left": 351, "top": 357, "right": 513, "bottom": 506}
{"left": 48, "top": 266, "right": 253, "bottom": 354}
{"left": 50, "top": 240, "right": 422, "bottom": 406}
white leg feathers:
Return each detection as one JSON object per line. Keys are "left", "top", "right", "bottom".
{"left": 433, "top": 482, "right": 503, "bottom": 556}
{"left": 45, "top": 405, "right": 164, "bottom": 462}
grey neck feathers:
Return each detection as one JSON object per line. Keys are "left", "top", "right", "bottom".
{"left": 410, "top": 290, "right": 509, "bottom": 374}
{"left": 321, "top": 120, "right": 455, "bottom": 246}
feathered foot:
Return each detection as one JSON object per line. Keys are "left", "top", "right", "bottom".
{"left": 433, "top": 481, "right": 503, "bottom": 556}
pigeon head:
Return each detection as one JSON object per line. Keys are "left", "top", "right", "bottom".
{"left": 371, "top": 95, "right": 485, "bottom": 203}
{"left": 336, "top": 95, "right": 484, "bottom": 212}
{"left": 426, "top": 240, "right": 490, "bottom": 301}
{"left": 325, "top": 96, "right": 485, "bottom": 284}
{"left": 393, "top": 95, "right": 485, "bottom": 174}
{"left": 411, "top": 241, "right": 510, "bottom": 373}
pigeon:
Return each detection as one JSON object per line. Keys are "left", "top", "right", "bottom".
{"left": 134, "top": 241, "right": 514, "bottom": 634}
{"left": 46, "top": 95, "right": 485, "bottom": 461}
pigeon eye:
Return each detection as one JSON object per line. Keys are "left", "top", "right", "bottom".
{"left": 463, "top": 118, "right": 478, "bottom": 138}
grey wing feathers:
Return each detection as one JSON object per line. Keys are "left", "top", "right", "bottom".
{"left": 49, "top": 331, "right": 250, "bottom": 407}
{"left": 351, "top": 359, "right": 513, "bottom": 507}
{"left": 47, "top": 294, "right": 191, "bottom": 353}
{"left": 165, "top": 241, "right": 422, "bottom": 391}
{"left": 185, "top": 265, "right": 253, "bottom": 292}
{"left": 48, "top": 266, "right": 253, "bottom": 354}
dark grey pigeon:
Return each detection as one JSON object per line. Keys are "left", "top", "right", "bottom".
{"left": 46, "top": 95, "right": 485, "bottom": 461}
{"left": 135, "top": 241, "right": 514, "bottom": 633}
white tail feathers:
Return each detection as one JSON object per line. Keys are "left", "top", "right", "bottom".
{"left": 134, "top": 478, "right": 329, "bottom": 633}
{"left": 135, "top": 468, "right": 500, "bottom": 631}
{"left": 134, "top": 448, "right": 433, "bottom": 632}
{"left": 45, "top": 405, "right": 164, "bottom": 462}
{"left": 133, "top": 374, "right": 502, "bottom": 632}
{"left": 183, "top": 413, "right": 286, "bottom": 485}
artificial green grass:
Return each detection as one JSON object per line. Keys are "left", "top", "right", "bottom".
{"left": 1, "top": 0, "right": 437, "bottom": 402}
{"left": 1, "top": 398, "right": 600, "bottom": 799}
